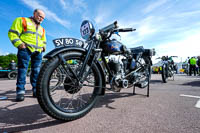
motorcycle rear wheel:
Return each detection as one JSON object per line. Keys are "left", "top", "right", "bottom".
{"left": 36, "top": 51, "right": 102, "bottom": 121}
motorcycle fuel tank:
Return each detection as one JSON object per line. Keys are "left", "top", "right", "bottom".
{"left": 103, "top": 39, "right": 124, "bottom": 54}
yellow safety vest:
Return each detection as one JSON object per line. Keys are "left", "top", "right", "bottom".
{"left": 190, "top": 58, "right": 196, "bottom": 65}
{"left": 8, "top": 17, "right": 46, "bottom": 53}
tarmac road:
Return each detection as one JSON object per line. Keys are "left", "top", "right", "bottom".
{"left": 0, "top": 74, "right": 200, "bottom": 133}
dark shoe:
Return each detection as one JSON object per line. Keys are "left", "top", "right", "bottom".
{"left": 33, "top": 92, "right": 37, "bottom": 98}
{"left": 16, "top": 94, "right": 24, "bottom": 102}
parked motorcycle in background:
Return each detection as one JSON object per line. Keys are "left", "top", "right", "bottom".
{"left": 158, "top": 56, "right": 177, "bottom": 83}
{"left": 36, "top": 20, "right": 155, "bottom": 121}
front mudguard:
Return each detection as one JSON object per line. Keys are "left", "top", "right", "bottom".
{"left": 43, "top": 46, "right": 106, "bottom": 95}
{"left": 44, "top": 46, "right": 85, "bottom": 59}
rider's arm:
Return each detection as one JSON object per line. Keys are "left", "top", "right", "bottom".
{"left": 8, "top": 17, "right": 24, "bottom": 48}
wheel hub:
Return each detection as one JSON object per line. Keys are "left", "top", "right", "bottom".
{"left": 64, "top": 77, "right": 82, "bottom": 94}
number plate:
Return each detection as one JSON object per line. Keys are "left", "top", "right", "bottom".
{"left": 53, "top": 38, "right": 85, "bottom": 48}
{"left": 80, "top": 22, "right": 90, "bottom": 40}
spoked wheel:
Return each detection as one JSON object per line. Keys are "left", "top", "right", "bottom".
{"left": 37, "top": 51, "right": 102, "bottom": 121}
{"left": 8, "top": 71, "right": 17, "bottom": 80}
{"left": 161, "top": 64, "right": 168, "bottom": 83}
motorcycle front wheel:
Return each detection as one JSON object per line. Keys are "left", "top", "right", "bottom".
{"left": 36, "top": 51, "right": 102, "bottom": 121}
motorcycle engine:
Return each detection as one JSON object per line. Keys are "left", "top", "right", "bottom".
{"left": 108, "top": 55, "right": 128, "bottom": 91}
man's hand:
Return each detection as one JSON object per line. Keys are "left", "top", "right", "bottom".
{"left": 42, "top": 47, "right": 46, "bottom": 52}
{"left": 18, "top": 43, "right": 26, "bottom": 49}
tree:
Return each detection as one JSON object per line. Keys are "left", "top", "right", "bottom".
{"left": 0, "top": 54, "right": 17, "bottom": 69}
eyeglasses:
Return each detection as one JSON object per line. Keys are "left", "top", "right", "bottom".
{"left": 37, "top": 12, "right": 45, "bottom": 19}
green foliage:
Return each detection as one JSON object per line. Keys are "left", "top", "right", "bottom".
{"left": 0, "top": 53, "right": 17, "bottom": 69}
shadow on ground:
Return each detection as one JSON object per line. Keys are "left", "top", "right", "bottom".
{"left": 150, "top": 79, "right": 162, "bottom": 84}
{"left": 181, "top": 80, "right": 200, "bottom": 87}
{"left": 95, "top": 91, "right": 148, "bottom": 109}
{"left": 0, "top": 102, "right": 63, "bottom": 132}
{"left": 0, "top": 88, "right": 149, "bottom": 132}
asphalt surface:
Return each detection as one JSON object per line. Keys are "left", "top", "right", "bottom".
{"left": 0, "top": 74, "right": 200, "bottom": 133}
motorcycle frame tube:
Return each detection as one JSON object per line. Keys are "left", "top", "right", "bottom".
{"left": 101, "top": 53, "right": 114, "bottom": 77}
{"left": 78, "top": 41, "right": 94, "bottom": 81}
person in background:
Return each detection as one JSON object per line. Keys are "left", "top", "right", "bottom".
{"left": 188, "top": 57, "right": 197, "bottom": 76}
{"left": 9, "top": 60, "right": 17, "bottom": 70}
{"left": 8, "top": 9, "right": 46, "bottom": 102}
{"left": 197, "top": 56, "right": 200, "bottom": 75}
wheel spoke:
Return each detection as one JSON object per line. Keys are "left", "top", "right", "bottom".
{"left": 47, "top": 57, "right": 99, "bottom": 113}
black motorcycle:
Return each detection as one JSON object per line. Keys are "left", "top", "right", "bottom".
{"left": 159, "top": 56, "right": 177, "bottom": 83}
{"left": 36, "top": 20, "right": 155, "bottom": 121}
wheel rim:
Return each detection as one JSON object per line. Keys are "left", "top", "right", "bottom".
{"left": 47, "top": 57, "right": 99, "bottom": 113}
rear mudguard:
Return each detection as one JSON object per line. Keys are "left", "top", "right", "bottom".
{"left": 43, "top": 46, "right": 106, "bottom": 95}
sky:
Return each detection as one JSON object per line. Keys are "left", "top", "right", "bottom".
{"left": 0, "top": 0, "right": 200, "bottom": 63}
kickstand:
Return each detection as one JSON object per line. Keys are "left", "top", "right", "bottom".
{"left": 133, "top": 83, "right": 150, "bottom": 97}
{"left": 147, "top": 82, "right": 149, "bottom": 97}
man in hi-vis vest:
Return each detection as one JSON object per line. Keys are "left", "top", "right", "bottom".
{"left": 8, "top": 9, "right": 46, "bottom": 102}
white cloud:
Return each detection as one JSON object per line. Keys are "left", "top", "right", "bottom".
{"left": 118, "top": 16, "right": 161, "bottom": 48}
{"left": 143, "top": 0, "right": 168, "bottom": 14}
{"left": 73, "top": 0, "right": 87, "bottom": 10}
{"left": 137, "top": 23, "right": 157, "bottom": 37}
{"left": 59, "top": 0, "right": 89, "bottom": 22}
{"left": 154, "top": 32, "right": 200, "bottom": 62}
{"left": 172, "top": 10, "right": 200, "bottom": 18}
{"left": 59, "top": 0, "right": 87, "bottom": 14}
{"left": 93, "top": 3, "right": 116, "bottom": 27}
{"left": 21, "top": 0, "right": 71, "bottom": 28}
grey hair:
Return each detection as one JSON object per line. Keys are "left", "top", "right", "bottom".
{"left": 34, "top": 9, "right": 44, "bottom": 13}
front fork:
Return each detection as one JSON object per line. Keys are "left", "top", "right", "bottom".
{"left": 57, "top": 41, "right": 97, "bottom": 83}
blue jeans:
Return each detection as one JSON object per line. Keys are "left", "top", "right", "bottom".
{"left": 16, "top": 48, "right": 42, "bottom": 94}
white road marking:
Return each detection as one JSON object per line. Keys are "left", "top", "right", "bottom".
{"left": 180, "top": 94, "right": 200, "bottom": 99}
{"left": 195, "top": 100, "right": 200, "bottom": 108}
{"left": 180, "top": 94, "right": 200, "bottom": 109}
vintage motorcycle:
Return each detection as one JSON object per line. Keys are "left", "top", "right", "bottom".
{"left": 36, "top": 20, "right": 155, "bottom": 121}
{"left": 158, "top": 56, "right": 177, "bottom": 83}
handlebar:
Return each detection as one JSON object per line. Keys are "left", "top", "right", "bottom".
{"left": 99, "top": 21, "right": 136, "bottom": 33}
{"left": 114, "top": 28, "right": 136, "bottom": 32}
{"left": 171, "top": 56, "right": 178, "bottom": 58}
{"left": 99, "top": 21, "right": 118, "bottom": 33}
{"left": 99, "top": 21, "right": 136, "bottom": 40}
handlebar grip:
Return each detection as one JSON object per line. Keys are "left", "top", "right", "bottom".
{"left": 117, "top": 28, "right": 136, "bottom": 32}
{"left": 100, "top": 21, "right": 118, "bottom": 32}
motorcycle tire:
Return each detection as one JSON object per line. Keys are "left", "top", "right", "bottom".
{"left": 8, "top": 71, "right": 17, "bottom": 80}
{"left": 161, "top": 64, "right": 168, "bottom": 83}
{"left": 36, "top": 51, "right": 102, "bottom": 121}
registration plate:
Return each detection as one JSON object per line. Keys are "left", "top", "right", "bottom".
{"left": 53, "top": 38, "right": 85, "bottom": 48}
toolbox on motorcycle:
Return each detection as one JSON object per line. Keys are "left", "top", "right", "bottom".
{"left": 130, "top": 46, "right": 155, "bottom": 56}
{"left": 130, "top": 46, "right": 145, "bottom": 54}
{"left": 143, "top": 48, "right": 156, "bottom": 56}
